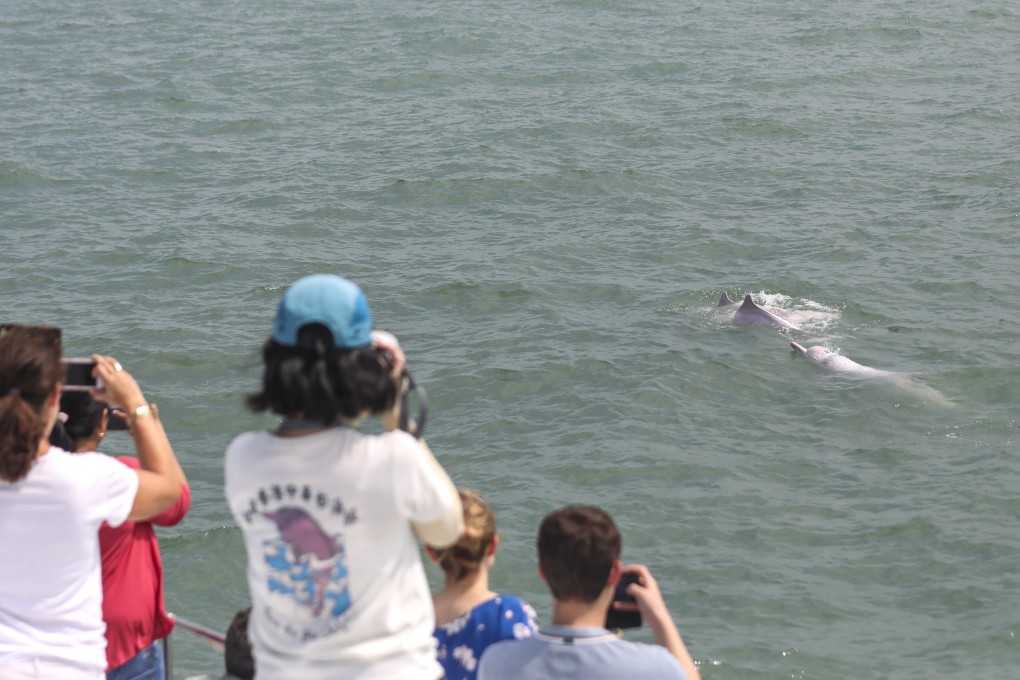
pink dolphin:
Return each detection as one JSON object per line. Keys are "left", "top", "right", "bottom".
{"left": 723, "top": 293, "right": 800, "bottom": 330}
{"left": 790, "top": 342, "right": 896, "bottom": 378}
{"left": 790, "top": 342, "right": 953, "bottom": 406}
{"left": 263, "top": 508, "right": 342, "bottom": 616}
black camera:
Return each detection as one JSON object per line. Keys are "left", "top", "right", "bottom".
{"left": 398, "top": 373, "right": 428, "bottom": 440}
{"left": 373, "top": 332, "right": 428, "bottom": 440}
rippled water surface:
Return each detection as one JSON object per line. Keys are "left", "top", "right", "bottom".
{"left": 2, "top": 0, "right": 1019, "bottom": 677}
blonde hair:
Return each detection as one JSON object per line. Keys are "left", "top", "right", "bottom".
{"left": 435, "top": 488, "right": 496, "bottom": 581}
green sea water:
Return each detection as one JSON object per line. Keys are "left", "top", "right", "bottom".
{"left": 2, "top": 0, "right": 1019, "bottom": 677}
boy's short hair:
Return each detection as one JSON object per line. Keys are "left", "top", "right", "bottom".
{"left": 537, "top": 505, "right": 621, "bottom": 604}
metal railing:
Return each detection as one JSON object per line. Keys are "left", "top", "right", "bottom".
{"left": 164, "top": 613, "right": 225, "bottom": 678}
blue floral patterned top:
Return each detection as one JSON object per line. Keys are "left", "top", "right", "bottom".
{"left": 434, "top": 594, "right": 538, "bottom": 680}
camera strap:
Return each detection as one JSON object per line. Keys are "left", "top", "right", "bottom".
{"left": 275, "top": 418, "right": 345, "bottom": 433}
{"left": 398, "top": 372, "right": 428, "bottom": 440}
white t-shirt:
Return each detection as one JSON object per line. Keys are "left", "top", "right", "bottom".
{"left": 225, "top": 427, "right": 457, "bottom": 680}
{"left": 0, "top": 447, "right": 139, "bottom": 676}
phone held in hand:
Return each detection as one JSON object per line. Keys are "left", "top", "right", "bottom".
{"left": 604, "top": 572, "right": 642, "bottom": 630}
{"left": 62, "top": 358, "right": 101, "bottom": 392}
{"left": 106, "top": 408, "right": 128, "bottom": 431}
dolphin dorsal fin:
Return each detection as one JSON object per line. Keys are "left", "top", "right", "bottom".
{"left": 717, "top": 292, "right": 735, "bottom": 307}
{"left": 739, "top": 294, "right": 760, "bottom": 310}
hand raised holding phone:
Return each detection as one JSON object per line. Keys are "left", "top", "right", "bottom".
{"left": 63, "top": 355, "right": 148, "bottom": 415}
{"left": 605, "top": 571, "right": 643, "bottom": 630}
{"left": 88, "top": 356, "right": 146, "bottom": 411}
{"left": 609, "top": 564, "right": 701, "bottom": 680}
{"left": 61, "top": 358, "right": 100, "bottom": 392}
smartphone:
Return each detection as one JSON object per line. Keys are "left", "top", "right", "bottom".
{"left": 62, "top": 358, "right": 99, "bottom": 392}
{"left": 604, "top": 572, "right": 643, "bottom": 630}
{"left": 106, "top": 408, "right": 128, "bottom": 431}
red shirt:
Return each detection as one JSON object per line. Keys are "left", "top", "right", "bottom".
{"left": 99, "top": 456, "right": 191, "bottom": 670}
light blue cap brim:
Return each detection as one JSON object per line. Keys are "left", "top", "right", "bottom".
{"left": 272, "top": 274, "right": 373, "bottom": 349}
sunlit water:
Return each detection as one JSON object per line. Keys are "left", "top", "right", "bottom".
{"left": 2, "top": 0, "right": 1018, "bottom": 677}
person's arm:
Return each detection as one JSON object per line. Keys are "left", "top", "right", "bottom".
{"left": 115, "top": 456, "right": 191, "bottom": 526}
{"left": 621, "top": 563, "right": 701, "bottom": 680}
{"left": 92, "top": 355, "right": 187, "bottom": 522}
{"left": 149, "top": 482, "right": 191, "bottom": 526}
{"left": 409, "top": 439, "right": 463, "bottom": 547}
{"left": 371, "top": 331, "right": 463, "bottom": 546}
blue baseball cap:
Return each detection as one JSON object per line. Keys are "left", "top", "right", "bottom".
{"left": 271, "top": 274, "right": 373, "bottom": 348}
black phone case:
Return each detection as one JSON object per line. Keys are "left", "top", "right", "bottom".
{"left": 604, "top": 574, "right": 643, "bottom": 629}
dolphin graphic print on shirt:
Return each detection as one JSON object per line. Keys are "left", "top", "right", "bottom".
{"left": 236, "top": 480, "right": 361, "bottom": 640}
{"left": 261, "top": 507, "right": 351, "bottom": 618}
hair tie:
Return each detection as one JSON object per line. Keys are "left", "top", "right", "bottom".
{"left": 58, "top": 411, "right": 69, "bottom": 423}
{"left": 4, "top": 387, "right": 19, "bottom": 397}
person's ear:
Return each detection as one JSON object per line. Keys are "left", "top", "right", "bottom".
{"left": 47, "top": 385, "right": 61, "bottom": 409}
{"left": 608, "top": 559, "right": 622, "bottom": 587}
{"left": 537, "top": 563, "right": 547, "bottom": 584}
{"left": 487, "top": 534, "right": 500, "bottom": 556}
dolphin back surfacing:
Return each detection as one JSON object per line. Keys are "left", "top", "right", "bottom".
{"left": 732, "top": 294, "right": 800, "bottom": 330}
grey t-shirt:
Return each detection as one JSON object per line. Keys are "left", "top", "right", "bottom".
{"left": 477, "top": 625, "right": 686, "bottom": 680}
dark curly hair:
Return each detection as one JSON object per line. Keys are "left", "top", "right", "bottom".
{"left": 246, "top": 323, "right": 398, "bottom": 423}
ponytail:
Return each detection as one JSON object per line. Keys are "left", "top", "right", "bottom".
{"left": 0, "top": 325, "right": 63, "bottom": 482}
{"left": 0, "top": 392, "right": 47, "bottom": 481}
